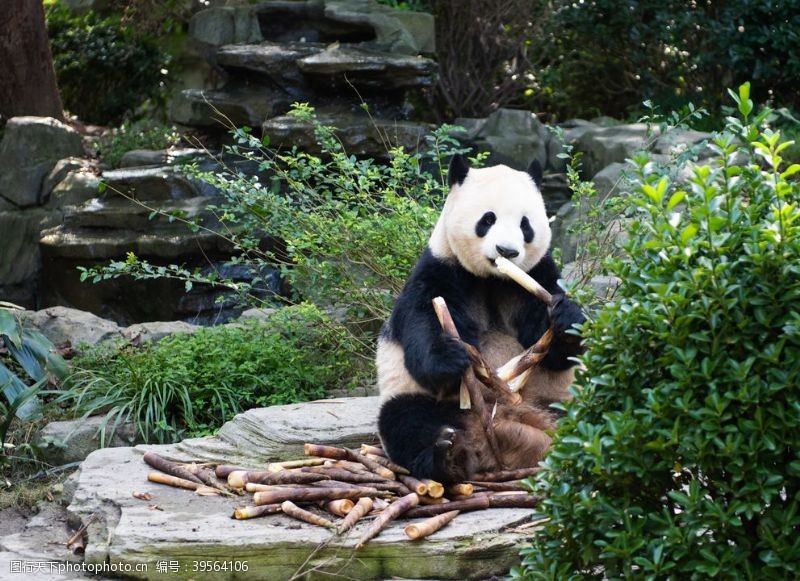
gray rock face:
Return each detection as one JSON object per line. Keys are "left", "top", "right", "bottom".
{"left": 0, "top": 117, "right": 84, "bottom": 208}
{"left": 65, "top": 397, "right": 534, "bottom": 578}
{"left": 0, "top": 209, "right": 63, "bottom": 289}
{"left": 473, "top": 108, "right": 551, "bottom": 171}
{"left": 170, "top": 86, "right": 286, "bottom": 129}
{"left": 15, "top": 306, "right": 123, "bottom": 346}
{"left": 101, "top": 166, "right": 218, "bottom": 202}
{"left": 189, "top": 6, "right": 263, "bottom": 46}
{"left": 37, "top": 415, "right": 140, "bottom": 467}
{"left": 121, "top": 320, "right": 199, "bottom": 344}
{"left": 263, "top": 112, "right": 431, "bottom": 157}
{"left": 575, "top": 123, "right": 655, "bottom": 177}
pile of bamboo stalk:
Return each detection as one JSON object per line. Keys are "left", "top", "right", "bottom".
{"left": 141, "top": 443, "right": 541, "bottom": 547}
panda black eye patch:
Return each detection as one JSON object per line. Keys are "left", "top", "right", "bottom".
{"left": 521, "top": 216, "right": 534, "bottom": 243}
{"left": 475, "top": 211, "right": 496, "bottom": 237}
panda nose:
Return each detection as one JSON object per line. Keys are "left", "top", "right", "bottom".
{"left": 496, "top": 245, "right": 519, "bottom": 259}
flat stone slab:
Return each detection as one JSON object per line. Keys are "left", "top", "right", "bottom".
{"left": 66, "top": 397, "right": 535, "bottom": 579}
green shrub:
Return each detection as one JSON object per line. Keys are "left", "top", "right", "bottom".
{"left": 46, "top": 3, "right": 168, "bottom": 124}
{"left": 530, "top": 1, "right": 800, "bottom": 120}
{"left": 61, "top": 304, "right": 359, "bottom": 443}
{"left": 514, "top": 84, "right": 800, "bottom": 578}
{"left": 95, "top": 119, "right": 181, "bottom": 168}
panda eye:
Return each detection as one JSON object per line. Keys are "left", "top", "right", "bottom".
{"left": 475, "top": 212, "right": 496, "bottom": 238}
{"left": 521, "top": 216, "right": 534, "bottom": 243}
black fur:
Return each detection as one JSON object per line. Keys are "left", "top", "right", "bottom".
{"left": 448, "top": 154, "right": 470, "bottom": 186}
{"left": 527, "top": 160, "right": 543, "bottom": 189}
{"left": 475, "top": 211, "right": 496, "bottom": 237}
{"left": 378, "top": 394, "right": 472, "bottom": 482}
{"left": 380, "top": 248, "right": 585, "bottom": 480}
{"left": 520, "top": 216, "right": 534, "bottom": 243}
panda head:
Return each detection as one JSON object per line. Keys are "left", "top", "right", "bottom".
{"left": 429, "top": 154, "right": 551, "bottom": 278}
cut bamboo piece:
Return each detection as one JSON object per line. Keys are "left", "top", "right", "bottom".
{"left": 404, "top": 510, "right": 460, "bottom": 540}
{"left": 418, "top": 495, "right": 449, "bottom": 505}
{"left": 253, "top": 487, "right": 386, "bottom": 506}
{"left": 301, "top": 467, "right": 386, "bottom": 484}
{"left": 147, "top": 471, "right": 199, "bottom": 491}
{"left": 233, "top": 503, "right": 282, "bottom": 520}
{"left": 215, "top": 464, "right": 253, "bottom": 479}
{"left": 404, "top": 496, "right": 491, "bottom": 518}
{"left": 398, "top": 474, "right": 428, "bottom": 496}
{"left": 467, "top": 480, "right": 527, "bottom": 492}
{"left": 360, "top": 444, "right": 386, "bottom": 457}
{"left": 494, "top": 256, "right": 553, "bottom": 305}
{"left": 471, "top": 467, "right": 541, "bottom": 482}
{"left": 488, "top": 492, "right": 541, "bottom": 509}
{"left": 228, "top": 469, "right": 328, "bottom": 489}
{"left": 337, "top": 497, "right": 373, "bottom": 535}
{"left": 431, "top": 297, "right": 472, "bottom": 409}
{"left": 325, "top": 499, "right": 354, "bottom": 517}
{"left": 446, "top": 483, "right": 474, "bottom": 497}
{"left": 303, "top": 443, "right": 349, "bottom": 460}
{"left": 346, "top": 448, "right": 396, "bottom": 480}
{"left": 421, "top": 479, "right": 444, "bottom": 499}
{"left": 364, "top": 453, "right": 410, "bottom": 475}
{"left": 355, "top": 493, "right": 419, "bottom": 548}
{"left": 432, "top": 297, "right": 505, "bottom": 469}
{"left": 143, "top": 452, "right": 204, "bottom": 485}
{"left": 281, "top": 501, "right": 336, "bottom": 529}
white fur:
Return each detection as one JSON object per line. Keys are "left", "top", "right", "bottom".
{"left": 429, "top": 164, "right": 551, "bottom": 278}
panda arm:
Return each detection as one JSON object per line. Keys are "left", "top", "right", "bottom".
{"left": 392, "top": 257, "right": 480, "bottom": 397}
{"left": 517, "top": 254, "right": 586, "bottom": 371}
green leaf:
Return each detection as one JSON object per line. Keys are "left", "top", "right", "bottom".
{"left": 0, "top": 361, "right": 40, "bottom": 420}
{"left": 781, "top": 164, "right": 800, "bottom": 179}
{"left": 0, "top": 309, "right": 21, "bottom": 349}
{"left": 667, "top": 191, "right": 686, "bottom": 211}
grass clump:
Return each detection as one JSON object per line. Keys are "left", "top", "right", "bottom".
{"left": 61, "top": 304, "right": 359, "bottom": 444}
{"left": 514, "top": 83, "right": 800, "bottom": 578}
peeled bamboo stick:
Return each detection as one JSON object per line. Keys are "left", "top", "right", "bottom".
{"left": 267, "top": 458, "right": 326, "bottom": 471}
{"left": 324, "top": 499, "right": 354, "bottom": 517}
{"left": 228, "top": 469, "right": 328, "bottom": 488}
{"left": 421, "top": 479, "right": 444, "bottom": 499}
{"left": 464, "top": 343, "right": 522, "bottom": 405}
{"left": 147, "top": 471, "right": 199, "bottom": 491}
{"left": 360, "top": 444, "right": 386, "bottom": 457}
{"left": 337, "top": 497, "right": 373, "bottom": 535}
{"left": 398, "top": 474, "right": 428, "bottom": 496}
{"left": 404, "top": 496, "right": 491, "bottom": 518}
{"left": 431, "top": 297, "right": 472, "bottom": 409}
{"left": 446, "top": 483, "right": 474, "bottom": 497}
{"left": 472, "top": 467, "right": 541, "bottom": 482}
{"left": 143, "top": 452, "right": 204, "bottom": 485}
{"left": 432, "top": 297, "right": 505, "bottom": 469}
{"left": 355, "top": 493, "right": 419, "bottom": 548}
{"left": 364, "top": 453, "right": 410, "bottom": 475}
{"left": 404, "top": 510, "right": 460, "bottom": 540}
{"left": 253, "top": 487, "right": 386, "bottom": 506}
{"left": 494, "top": 256, "right": 553, "bottom": 305}
{"left": 233, "top": 503, "right": 282, "bottom": 520}
{"left": 496, "top": 329, "right": 554, "bottom": 391}
{"left": 281, "top": 501, "right": 336, "bottom": 529}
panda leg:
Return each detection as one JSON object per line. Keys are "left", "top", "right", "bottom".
{"left": 378, "top": 394, "right": 476, "bottom": 483}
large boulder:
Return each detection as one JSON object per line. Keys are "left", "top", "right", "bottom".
{"left": 574, "top": 123, "right": 655, "bottom": 177}
{"left": 15, "top": 306, "right": 123, "bottom": 346}
{"left": 36, "top": 414, "right": 140, "bottom": 467}
{"left": 63, "top": 397, "right": 535, "bottom": 579}
{"left": 0, "top": 117, "right": 84, "bottom": 208}
{"left": 465, "top": 108, "right": 552, "bottom": 171}
{"left": 188, "top": 6, "right": 262, "bottom": 46}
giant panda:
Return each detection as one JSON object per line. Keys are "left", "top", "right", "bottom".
{"left": 376, "top": 154, "right": 586, "bottom": 482}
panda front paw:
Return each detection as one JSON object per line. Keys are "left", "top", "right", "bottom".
{"left": 548, "top": 294, "right": 586, "bottom": 336}
{"left": 432, "top": 426, "right": 473, "bottom": 483}
{"left": 430, "top": 335, "right": 470, "bottom": 381}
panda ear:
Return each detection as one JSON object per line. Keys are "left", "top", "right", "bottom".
{"left": 526, "top": 159, "right": 543, "bottom": 189}
{"left": 448, "top": 154, "right": 470, "bottom": 187}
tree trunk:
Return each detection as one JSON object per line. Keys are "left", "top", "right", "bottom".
{"left": 0, "top": 1, "right": 64, "bottom": 121}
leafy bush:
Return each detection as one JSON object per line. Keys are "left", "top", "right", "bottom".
{"left": 530, "top": 1, "right": 800, "bottom": 120}
{"left": 46, "top": 3, "right": 168, "bottom": 124}
{"left": 82, "top": 104, "right": 484, "bottom": 357}
{"left": 95, "top": 119, "right": 181, "bottom": 168}
{"left": 61, "top": 304, "right": 359, "bottom": 443}
{"left": 1, "top": 309, "right": 67, "bottom": 464}
{"left": 515, "top": 84, "right": 800, "bottom": 578}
